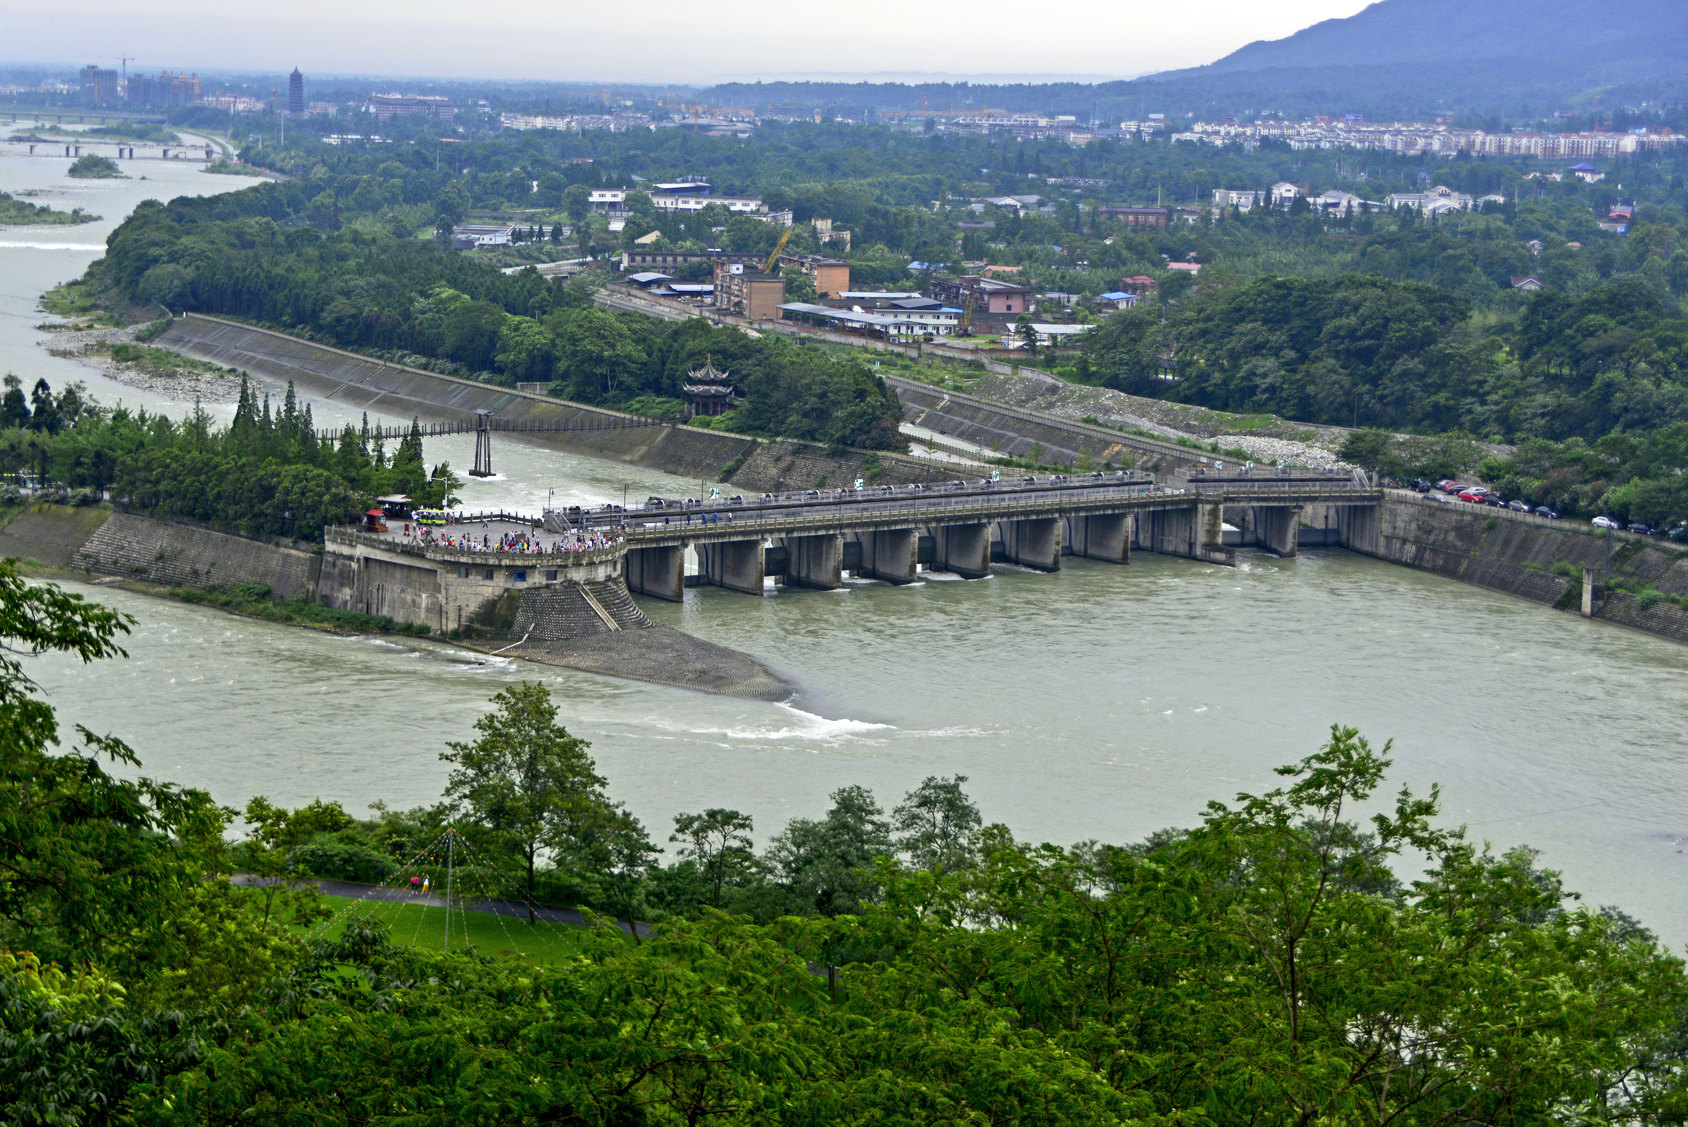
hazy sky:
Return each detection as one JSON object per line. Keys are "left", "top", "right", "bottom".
{"left": 3, "top": 0, "right": 1376, "bottom": 86}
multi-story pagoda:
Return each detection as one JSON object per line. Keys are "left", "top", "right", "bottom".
{"left": 682, "top": 357, "right": 736, "bottom": 418}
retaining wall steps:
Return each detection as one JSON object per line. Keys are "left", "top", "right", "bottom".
{"left": 511, "top": 579, "right": 654, "bottom": 643}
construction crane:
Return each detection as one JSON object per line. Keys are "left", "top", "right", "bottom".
{"left": 762, "top": 226, "right": 793, "bottom": 275}
{"left": 958, "top": 290, "right": 976, "bottom": 336}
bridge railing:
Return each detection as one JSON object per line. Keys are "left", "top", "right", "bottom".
{"left": 326, "top": 526, "right": 625, "bottom": 566}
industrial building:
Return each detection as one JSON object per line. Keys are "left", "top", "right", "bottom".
{"left": 714, "top": 264, "right": 786, "bottom": 321}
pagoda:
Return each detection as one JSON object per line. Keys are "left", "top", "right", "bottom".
{"left": 682, "top": 357, "right": 736, "bottom": 418}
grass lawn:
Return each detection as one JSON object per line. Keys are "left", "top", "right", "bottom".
{"left": 305, "top": 893, "right": 620, "bottom": 963}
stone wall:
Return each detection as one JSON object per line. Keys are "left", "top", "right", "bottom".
{"left": 73, "top": 512, "right": 322, "bottom": 597}
{"left": 1334, "top": 493, "right": 1688, "bottom": 645}
{"left": 0, "top": 504, "right": 112, "bottom": 566}
{"left": 154, "top": 314, "right": 953, "bottom": 494}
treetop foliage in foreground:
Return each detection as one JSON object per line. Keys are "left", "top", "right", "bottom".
{"left": 3, "top": 562, "right": 1688, "bottom": 1123}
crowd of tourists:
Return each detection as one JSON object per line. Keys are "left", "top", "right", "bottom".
{"left": 403, "top": 522, "right": 620, "bottom": 556}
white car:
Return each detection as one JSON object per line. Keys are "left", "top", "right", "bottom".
{"left": 1592, "top": 515, "right": 1623, "bottom": 530}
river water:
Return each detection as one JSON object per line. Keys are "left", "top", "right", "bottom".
{"left": 7, "top": 133, "right": 1688, "bottom": 942}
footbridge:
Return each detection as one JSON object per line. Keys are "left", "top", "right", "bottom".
{"left": 566, "top": 471, "right": 1381, "bottom": 601}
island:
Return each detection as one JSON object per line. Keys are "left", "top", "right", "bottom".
{"left": 66, "top": 154, "right": 126, "bottom": 179}
{"left": 0, "top": 190, "right": 97, "bottom": 225}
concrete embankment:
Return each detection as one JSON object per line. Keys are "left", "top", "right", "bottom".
{"left": 152, "top": 315, "right": 957, "bottom": 494}
{"left": 887, "top": 376, "right": 1212, "bottom": 476}
{"left": 1326, "top": 493, "right": 1688, "bottom": 645}
{"left": 0, "top": 503, "right": 790, "bottom": 697}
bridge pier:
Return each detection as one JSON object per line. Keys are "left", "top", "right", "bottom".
{"left": 996, "top": 517, "right": 1062, "bottom": 571}
{"left": 1332, "top": 504, "right": 1381, "bottom": 555}
{"left": 779, "top": 534, "right": 842, "bottom": 590}
{"left": 850, "top": 528, "right": 918, "bottom": 583}
{"left": 1136, "top": 503, "right": 1234, "bottom": 565}
{"left": 696, "top": 538, "right": 765, "bottom": 596}
{"left": 928, "top": 522, "right": 992, "bottom": 579}
{"left": 1063, "top": 512, "right": 1131, "bottom": 564}
{"left": 624, "top": 545, "right": 684, "bottom": 602}
{"left": 1254, "top": 505, "right": 1301, "bottom": 557}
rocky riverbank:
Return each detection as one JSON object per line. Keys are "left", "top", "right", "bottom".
{"left": 462, "top": 626, "right": 794, "bottom": 701}
{"left": 45, "top": 323, "right": 245, "bottom": 404}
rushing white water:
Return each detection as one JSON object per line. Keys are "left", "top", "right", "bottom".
{"left": 7, "top": 137, "right": 1688, "bottom": 943}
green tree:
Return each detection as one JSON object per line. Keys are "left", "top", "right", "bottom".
{"left": 768, "top": 785, "right": 892, "bottom": 916}
{"left": 440, "top": 683, "right": 610, "bottom": 921}
{"left": 892, "top": 775, "right": 982, "bottom": 873}
{"left": 670, "top": 808, "right": 757, "bottom": 909}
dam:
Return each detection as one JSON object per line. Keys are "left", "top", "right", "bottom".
{"left": 319, "top": 470, "right": 1383, "bottom": 630}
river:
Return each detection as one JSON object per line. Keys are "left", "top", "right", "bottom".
{"left": 7, "top": 131, "right": 1688, "bottom": 942}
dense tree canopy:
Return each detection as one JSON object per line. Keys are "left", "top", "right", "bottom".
{"left": 3, "top": 567, "right": 1688, "bottom": 1125}
{"left": 0, "top": 376, "right": 456, "bottom": 539}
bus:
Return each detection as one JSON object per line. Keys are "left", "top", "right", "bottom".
{"left": 412, "top": 509, "right": 449, "bottom": 525}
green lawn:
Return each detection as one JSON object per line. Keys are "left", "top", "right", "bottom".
{"left": 303, "top": 893, "right": 619, "bottom": 963}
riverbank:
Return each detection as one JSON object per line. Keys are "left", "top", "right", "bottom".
{"left": 461, "top": 626, "right": 793, "bottom": 701}
{"left": 0, "top": 502, "right": 793, "bottom": 699}
{"left": 46, "top": 323, "right": 246, "bottom": 403}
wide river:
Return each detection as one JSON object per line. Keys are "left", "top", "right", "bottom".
{"left": 6, "top": 132, "right": 1688, "bottom": 941}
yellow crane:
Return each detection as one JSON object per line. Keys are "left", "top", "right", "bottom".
{"left": 762, "top": 226, "right": 793, "bottom": 275}
{"left": 958, "top": 290, "right": 976, "bottom": 336}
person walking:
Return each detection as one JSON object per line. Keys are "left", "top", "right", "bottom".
{"left": 422, "top": 875, "right": 431, "bottom": 897}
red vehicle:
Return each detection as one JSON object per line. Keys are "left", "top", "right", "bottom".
{"left": 1458, "top": 487, "right": 1491, "bottom": 503}
{"left": 1435, "top": 479, "right": 1460, "bottom": 492}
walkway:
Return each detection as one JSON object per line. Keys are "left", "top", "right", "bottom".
{"left": 231, "top": 874, "right": 650, "bottom": 936}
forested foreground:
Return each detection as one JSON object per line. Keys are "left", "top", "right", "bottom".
{"left": 7, "top": 565, "right": 1688, "bottom": 1125}
{"left": 0, "top": 374, "right": 456, "bottom": 539}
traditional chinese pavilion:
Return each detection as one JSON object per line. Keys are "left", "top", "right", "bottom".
{"left": 682, "top": 357, "right": 736, "bottom": 418}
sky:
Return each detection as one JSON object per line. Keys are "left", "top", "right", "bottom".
{"left": 0, "top": 0, "right": 1377, "bottom": 86}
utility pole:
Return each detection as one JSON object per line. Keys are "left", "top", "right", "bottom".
{"left": 442, "top": 830, "right": 455, "bottom": 953}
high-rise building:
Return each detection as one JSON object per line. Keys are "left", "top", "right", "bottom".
{"left": 126, "top": 71, "right": 201, "bottom": 108}
{"left": 79, "top": 65, "right": 119, "bottom": 105}
{"left": 288, "top": 69, "right": 304, "bottom": 116}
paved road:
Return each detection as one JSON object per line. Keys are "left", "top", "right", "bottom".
{"left": 232, "top": 874, "right": 649, "bottom": 936}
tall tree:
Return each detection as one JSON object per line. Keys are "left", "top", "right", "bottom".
{"left": 893, "top": 775, "right": 982, "bottom": 873}
{"left": 670, "top": 808, "right": 757, "bottom": 909}
{"left": 440, "top": 683, "right": 609, "bottom": 921}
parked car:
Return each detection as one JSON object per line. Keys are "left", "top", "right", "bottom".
{"left": 1667, "top": 524, "right": 1688, "bottom": 542}
{"left": 1507, "top": 499, "right": 1531, "bottom": 512}
{"left": 1534, "top": 506, "right": 1561, "bottom": 519}
{"left": 1427, "top": 491, "right": 1456, "bottom": 503}
{"left": 1592, "top": 515, "right": 1623, "bottom": 530}
{"left": 1458, "top": 488, "right": 1490, "bottom": 503}
{"left": 1484, "top": 496, "right": 1509, "bottom": 508}
{"left": 1435, "top": 479, "right": 1460, "bottom": 492}
{"left": 1629, "top": 522, "right": 1655, "bottom": 536}
{"left": 1410, "top": 479, "right": 1432, "bottom": 492}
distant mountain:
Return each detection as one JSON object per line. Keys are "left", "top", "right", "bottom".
{"left": 1145, "top": 0, "right": 1687, "bottom": 109}
{"left": 1197, "top": 0, "right": 1683, "bottom": 74}
{"left": 700, "top": 0, "right": 1688, "bottom": 121}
